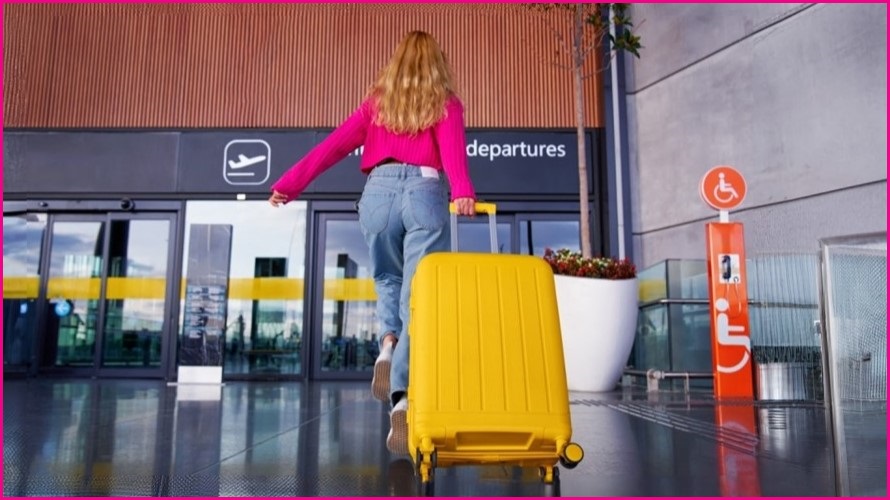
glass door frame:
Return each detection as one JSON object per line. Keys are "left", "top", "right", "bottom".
{"left": 499, "top": 200, "right": 600, "bottom": 255}
{"left": 103, "top": 211, "right": 179, "bottom": 377}
{"left": 15, "top": 200, "right": 183, "bottom": 379}
{"left": 515, "top": 212, "right": 584, "bottom": 256}
{"left": 3, "top": 203, "right": 48, "bottom": 376}
{"left": 309, "top": 208, "right": 369, "bottom": 381}
{"left": 36, "top": 212, "right": 109, "bottom": 376}
{"left": 304, "top": 200, "right": 590, "bottom": 380}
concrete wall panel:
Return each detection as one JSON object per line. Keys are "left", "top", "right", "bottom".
{"left": 628, "top": 3, "right": 808, "bottom": 91}
{"left": 627, "top": 3, "right": 887, "bottom": 267}
{"left": 634, "top": 181, "right": 886, "bottom": 268}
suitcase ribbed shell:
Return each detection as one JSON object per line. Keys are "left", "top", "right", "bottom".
{"left": 407, "top": 252, "right": 573, "bottom": 468}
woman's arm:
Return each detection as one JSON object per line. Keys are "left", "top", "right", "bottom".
{"left": 434, "top": 97, "right": 477, "bottom": 202}
{"left": 270, "top": 100, "right": 371, "bottom": 204}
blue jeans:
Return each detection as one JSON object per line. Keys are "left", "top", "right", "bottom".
{"left": 357, "top": 164, "right": 450, "bottom": 406}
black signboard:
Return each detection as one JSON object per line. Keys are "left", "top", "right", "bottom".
{"left": 176, "top": 130, "right": 369, "bottom": 194}
{"left": 461, "top": 131, "right": 592, "bottom": 195}
{"left": 4, "top": 129, "right": 593, "bottom": 197}
{"left": 176, "top": 130, "right": 591, "bottom": 196}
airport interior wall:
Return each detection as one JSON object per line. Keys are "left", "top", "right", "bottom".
{"left": 626, "top": 3, "right": 887, "bottom": 267}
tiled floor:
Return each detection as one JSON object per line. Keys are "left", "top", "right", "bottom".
{"left": 0, "top": 378, "right": 877, "bottom": 497}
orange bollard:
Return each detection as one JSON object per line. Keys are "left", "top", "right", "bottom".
{"left": 705, "top": 222, "right": 755, "bottom": 399}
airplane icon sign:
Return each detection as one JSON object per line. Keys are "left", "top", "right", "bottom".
{"left": 224, "top": 139, "right": 271, "bottom": 185}
{"left": 228, "top": 154, "right": 267, "bottom": 170}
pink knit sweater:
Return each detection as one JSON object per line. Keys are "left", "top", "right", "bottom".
{"left": 271, "top": 96, "right": 477, "bottom": 201}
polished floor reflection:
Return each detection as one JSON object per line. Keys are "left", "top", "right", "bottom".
{"left": 2, "top": 378, "right": 855, "bottom": 496}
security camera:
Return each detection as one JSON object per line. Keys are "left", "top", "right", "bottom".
{"left": 120, "top": 198, "right": 135, "bottom": 211}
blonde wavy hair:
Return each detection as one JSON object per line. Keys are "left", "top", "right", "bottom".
{"left": 368, "top": 31, "right": 455, "bottom": 135}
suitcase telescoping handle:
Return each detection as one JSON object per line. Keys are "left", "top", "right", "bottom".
{"left": 449, "top": 202, "right": 498, "bottom": 253}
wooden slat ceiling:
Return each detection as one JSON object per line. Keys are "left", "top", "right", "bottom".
{"left": 3, "top": 3, "right": 606, "bottom": 129}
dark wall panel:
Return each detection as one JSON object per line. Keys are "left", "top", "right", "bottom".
{"left": 3, "top": 132, "right": 180, "bottom": 194}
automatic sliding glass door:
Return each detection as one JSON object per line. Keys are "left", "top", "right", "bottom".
{"left": 307, "top": 209, "right": 584, "bottom": 380}
{"left": 100, "top": 216, "right": 173, "bottom": 369}
{"left": 312, "top": 213, "right": 378, "bottom": 380}
{"left": 41, "top": 213, "right": 175, "bottom": 376}
{"left": 43, "top": 217, "right": 105, "bottom": 368}
{"left": 3, "top": 213, "right": 48, "bottom": 373}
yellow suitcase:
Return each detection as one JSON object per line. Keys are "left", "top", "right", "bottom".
{"left": 407, "top": 203, "right": 583, "bottom": 495}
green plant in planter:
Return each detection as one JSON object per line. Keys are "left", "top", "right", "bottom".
{"left": 543, "top": 248, "right": 636, "bottom": 280}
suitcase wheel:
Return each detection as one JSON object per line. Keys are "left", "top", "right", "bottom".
{"left": 559, "top": 442, "right": 584, "bottom": 469}
{"left": 418, "top": 477, "right": 435, "bottom": 497}
{"left": 539, "top": 466, "right": 561, "bottom": 496}
{"left": 415, "top": 447, "right": 437, "bottom": 496}
{"left": 538, "top": 465, "right": 560, "bottom": 484}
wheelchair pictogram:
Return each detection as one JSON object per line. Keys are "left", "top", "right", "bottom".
{"left": 714, "top": 297, "right": 751, "bottom": 374}
{"left": 700, "top": 166, "right": 746, "bottom": 210}
{"left": 713, "top": 173, "right": 740, "bottom": 203}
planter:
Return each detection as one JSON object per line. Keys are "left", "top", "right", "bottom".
{"left": 554, "top": 274, "right": 639, "bottom": 392}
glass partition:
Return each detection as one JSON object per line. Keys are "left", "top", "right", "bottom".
{"left": 455, "top": 221, "right": 511, "bottom": 253}
{"left": 518, "top": 219, "right": 580, "bottom": 256}
{"left": 633, "top": 256, "right": 825, "bottom": 396}
{"left": 182, "top": 201, "right": 308, "bottom": 377}
{"left": 821, "top": 236, "right": 887, "bottom": 496}
{"left": 3, "top": 213, "right": 48, "bottom": 371}
{"left": 317, "top": 218, "right": 377, "bottom": 375}
{"left": 101, "top": 219, "right": 171, "bottom": 368}
{"left": 46, "top": 220, "right": 105, "bottom": 368}
{"left": 633, "top": 259, "right": 710, "bottom": 381}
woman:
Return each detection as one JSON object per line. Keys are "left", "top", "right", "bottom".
{"left": 269, "top": 31, "right": 477, "bottom": 454}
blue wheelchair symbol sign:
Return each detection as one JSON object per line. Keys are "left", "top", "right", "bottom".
{"left": 54, "top": 300, "right": 72, "bottom": 318}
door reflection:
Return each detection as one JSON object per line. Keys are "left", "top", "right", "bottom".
{"left": 101, "top": 219, "right": 170, "bottom": 368}
{"left": 320, "top": 220, "right": 378, "bottom": 374}
{"left": 455, "top": 221, "right": 511, "bottom": 253}
{"left": 182, "top": 201, "right": 308, "bottom": 378}
{"left": 46, "top": 221, "right": 104, "bottom": 368}
{"left": 2, "top": 213, "right": 47, "bottom": 371}
{"left": 518, "top": 219, "right": 579, "bottom": 256}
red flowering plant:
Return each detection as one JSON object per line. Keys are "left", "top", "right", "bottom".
{"left": 542, "top": 248, "right": 636, "bottom": 280}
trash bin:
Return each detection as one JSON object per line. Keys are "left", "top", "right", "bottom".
{"left": 755, "top": 362, "right": 812, "bottom": 400}
{"left": 753, "top": 347, "right": 823, "bottom": 401}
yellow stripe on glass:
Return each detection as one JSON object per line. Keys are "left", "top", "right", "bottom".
{"left": 3, "top": 277, "right": 40, "bottom": 299}
{"left": 47, "top": 277, "right": 102, "bottom": 299}
{"left": 107, "top": 278, "right": 167, "bottom": 299}
{"left": 229, "top": 278, "right": 303, "bottom": 300}
{"left": 638, "top": 278, "right": 667, "bottom": 303}
{"left": 2, "top": 277, "right": 378, "bottom": 301}
{"left": 323, "top": 278, "right": 376, "bottom": 301}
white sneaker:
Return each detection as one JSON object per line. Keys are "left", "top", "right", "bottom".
{"left": 371, "top": 342, "right": 393, "bottom": 402}
{"left": 386, "top": 397, "right": 408, "bottom": 455}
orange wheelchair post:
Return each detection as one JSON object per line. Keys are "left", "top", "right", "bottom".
{"left": 705, "top": 222, "right": 754, "bottom": 399}
{"left": 701, "top": 165, "right": 760, "bottom": 495}
{"left": 700, "top": 165, "right": 755, "bottom": 399}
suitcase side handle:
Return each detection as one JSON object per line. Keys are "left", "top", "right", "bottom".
{"left": 449, "top": 202, "right": 498, "bottom": 253}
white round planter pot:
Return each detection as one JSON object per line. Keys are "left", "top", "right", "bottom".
{"left": 553, "top": 274, "right": 639, "bottom": 392}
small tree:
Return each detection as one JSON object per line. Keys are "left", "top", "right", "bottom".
{"left": 523, "top": 3, "right": 641, "bottom": 259}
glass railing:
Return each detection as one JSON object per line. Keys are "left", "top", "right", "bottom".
{"left": 633, "top": 255, "right": 824, "bottom": 398}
